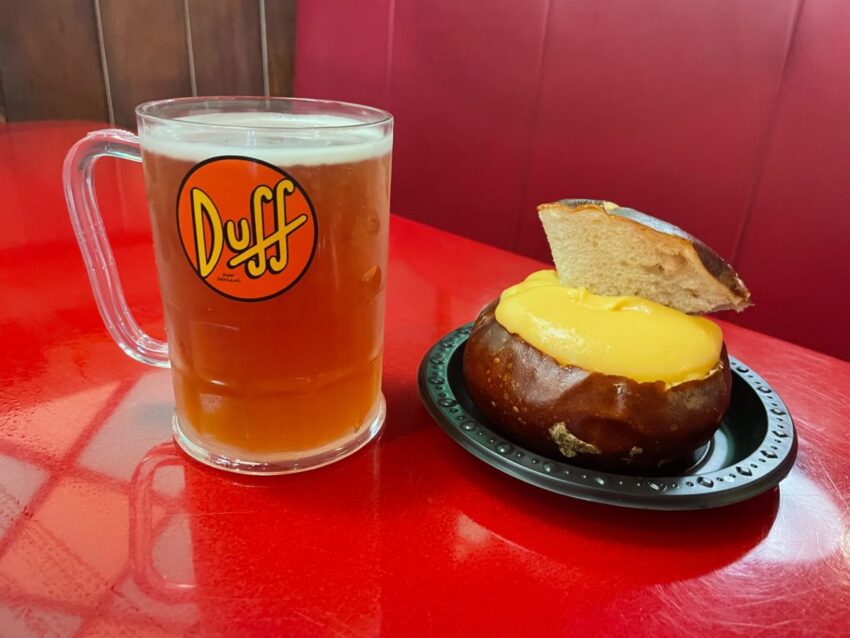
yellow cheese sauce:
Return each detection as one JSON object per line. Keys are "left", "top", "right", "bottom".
{"left": 494, "top": 270, "right": 722, "bottom": 385}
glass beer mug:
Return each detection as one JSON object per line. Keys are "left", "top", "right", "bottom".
{"left": 63, "top": 98, "right": 393, "bottom": 474}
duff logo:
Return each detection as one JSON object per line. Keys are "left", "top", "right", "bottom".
{"left": 176, "top": 156, "right": 317, "bottom": 301}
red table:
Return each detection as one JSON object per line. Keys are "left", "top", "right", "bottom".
{"left": 1, "top": 122, "right": 849, "bottom": 637}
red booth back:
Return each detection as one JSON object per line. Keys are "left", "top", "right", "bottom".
{"left": 294, "top": 0, "right": 850, "bottom": 361}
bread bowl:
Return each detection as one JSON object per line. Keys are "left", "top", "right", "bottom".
{"left": 462, "top": 200, "right": 751, "bottom": 471}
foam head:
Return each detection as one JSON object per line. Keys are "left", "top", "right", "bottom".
{"left": 139, "top": 111, "right": 392, "bottom": 166}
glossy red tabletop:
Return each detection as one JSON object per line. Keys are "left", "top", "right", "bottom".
{"left": 1, "top": 122, "right": 849, "bottom": 637}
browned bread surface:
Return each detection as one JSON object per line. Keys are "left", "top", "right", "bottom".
{"left": 463, "top": 302, "right": 733, "bottom": 470}
{"left": 538, "top": 199, "right": 751, "bottom": 314}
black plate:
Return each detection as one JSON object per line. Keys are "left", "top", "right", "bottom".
{"left": 419, "top": 324, "right": 797, "bottom": 510}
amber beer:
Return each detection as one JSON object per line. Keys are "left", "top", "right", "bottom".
{"left": 139, "top": 108, "right": 392, "bottom": 469}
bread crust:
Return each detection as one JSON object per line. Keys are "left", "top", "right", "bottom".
{"left": 463, "top": 302, "right": 733, "bottom": 470}
{"left": 538, "top": 199, "right": 752, "bottom": 313}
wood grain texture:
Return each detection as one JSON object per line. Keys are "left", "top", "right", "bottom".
{"left": 99, "top": 0, "right": 193, "bottom": 128}
{"left": 187, "top": 0, "right": 264, "bottom": 95}
{"left": 0, "top": 70, "right": 6, "bottom": 123}
{"left": 264, "top": 0, "right": 297, "bottom": 95}
{"left": 0, "top": 0, "right": 108, "bottom": 121}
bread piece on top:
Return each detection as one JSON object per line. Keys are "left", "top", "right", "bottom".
{"left": 538, "top": 199, "right": 751, "bottom": 314}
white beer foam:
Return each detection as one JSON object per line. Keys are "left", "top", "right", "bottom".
{"left": 140, "top": 112, "right": 392, "bottom": 166}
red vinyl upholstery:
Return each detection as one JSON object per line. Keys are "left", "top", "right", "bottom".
{"left": 294, "top": 0, "right": 850, "bottom": 361}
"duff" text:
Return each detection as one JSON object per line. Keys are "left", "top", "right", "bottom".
{"left": 190, "top": 179, "right": 308, "bottom": 279}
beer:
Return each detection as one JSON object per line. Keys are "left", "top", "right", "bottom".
{"left": 139, "top": 111, "right": 392, "bottom": 464}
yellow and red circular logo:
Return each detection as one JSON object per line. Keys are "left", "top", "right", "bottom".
{"left": 176, "top": 156, "right": 317, "bottom": 301}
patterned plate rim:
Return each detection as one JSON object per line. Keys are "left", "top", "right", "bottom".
{"left": 418, "top": 323, "right": 798, "bottom": 511}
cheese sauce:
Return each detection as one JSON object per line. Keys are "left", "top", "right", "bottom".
{"left": 495, "top": 270, "right": 722, "bottom": 385}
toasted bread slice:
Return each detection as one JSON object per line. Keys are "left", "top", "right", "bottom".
{"left": 538, "top": 199, "right": 751, "bottom": 314}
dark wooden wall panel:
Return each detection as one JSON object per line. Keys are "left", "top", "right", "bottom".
{"left": 99, "top": 0, "right": 193, "bottom": 128}
{"left": 0, "top": 71, "right": 6, "bottom": 123}
{"left": 265, "top": 0, "right": 297, "bottom": 95}
{"left": 0, "top": 0, "right": 108, "bottom": 121}
{"left": 187, "top": 0, "right": 264, "bottom": 96}
{"left": 0, "top": 0, "right": 296, "bottom": 125}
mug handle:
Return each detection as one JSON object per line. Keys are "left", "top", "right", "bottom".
{"left": 130, "top": 444, "right": 196, "bottom": 601}
{"left": 63, "top": 129, "right": 169, "bottom": 367}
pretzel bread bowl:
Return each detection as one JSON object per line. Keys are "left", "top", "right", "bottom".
{"left": 463, "top": 200, "right": 751, "bottom": 471}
